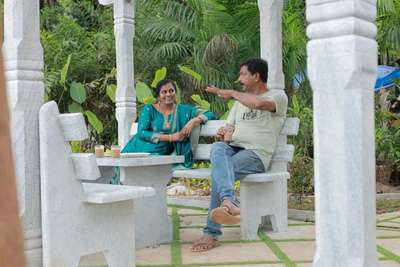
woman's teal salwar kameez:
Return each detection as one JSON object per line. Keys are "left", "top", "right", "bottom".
{"left": 111, "top": 104, "right": 214, "bottom": 184}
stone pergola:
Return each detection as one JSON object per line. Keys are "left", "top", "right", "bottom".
{"left": 3, "top": 0, "right": 378, "bottom": 266}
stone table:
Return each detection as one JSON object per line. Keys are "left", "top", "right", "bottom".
{"left": 96, "top": 155, "right": 184, "bottom": 248}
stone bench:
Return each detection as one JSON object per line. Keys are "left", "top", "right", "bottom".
{"left": 172, "top": 118, "right": 299, "bottom": 239}
{"left": 96, "top": 154, "right": 183, "bottom": 248}
{"left": 131, "top": 117, "right": 299, "bottom": 240}
{"left": 39, "top": 101, "right": 155, "bottom": 267}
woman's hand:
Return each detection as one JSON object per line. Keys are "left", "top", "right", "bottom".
{"left": 170, "top": 131, "right": 186, "bottom": 142}
{"left": 181, "top": 117, "right": 202, "bottom": 137}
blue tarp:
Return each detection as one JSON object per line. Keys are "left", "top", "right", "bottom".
{"left": 375, "top": 65, "right": 400, "bottom": 91}
{"left": 293, "top": 66, "right": 400, "bottom": 91}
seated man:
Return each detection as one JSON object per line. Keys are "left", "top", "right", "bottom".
{"left": 191, "top": 58, "right": 288, "bottom": 252}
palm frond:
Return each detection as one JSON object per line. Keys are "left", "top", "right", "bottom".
{"left": 162, "top": 1, "right": 200, "bottom": 29}
{"left": 387, "top": 24, "right": 400, "bottom": 50}
{"left": 282, "top": 4, "right": 307, "bottom": 90}
{"left": 203, "top": 33, "right": 239, "bottom": 67}
{"left": 230, "top": 2, "right": 259, "bottom": 36}
{"left": 142, "top": 18, "right": 196, "bottom": 42}
{"left": 378, "top": 0, "right": 395, "bottom": 13}
{"left": 154, "top": 42, "right": 191, "bottom": 60}
{"left": 377, "top": 1, "right": 400, "bottom": 56}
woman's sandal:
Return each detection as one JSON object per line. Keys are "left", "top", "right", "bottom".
{"left": 191, "top": 236, "right": 220, "bottom": 252}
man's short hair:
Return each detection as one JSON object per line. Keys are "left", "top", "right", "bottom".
{"left": 240, "top": 58, "right": 269, "bottom": 83}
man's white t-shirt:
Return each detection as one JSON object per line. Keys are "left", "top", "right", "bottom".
{"left": 227, "top": 89, "right": 288, "bottom": 170}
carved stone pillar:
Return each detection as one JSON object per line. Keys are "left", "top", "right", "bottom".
{"left": 3, "top": 0, "right": 44, "bottom": 266}
{"left": 258, "top": 0, "right": 287, "bottom": 229}
{"left": 258, "top": 0, "right": 285, "bottom": 91}
{"left": 306, "top": 0, "right": 378, "bottom": 265}
{"left": 99, "top": 0, "right": 136, "bottom": 147}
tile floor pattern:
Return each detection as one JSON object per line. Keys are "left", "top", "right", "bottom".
{"left": 80, "top": 208, "right": 400, "bottom": 267}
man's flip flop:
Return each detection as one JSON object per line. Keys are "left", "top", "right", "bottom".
{"left": 210, "top": 207, "right": 240, "bottom": 225}
{"left": 191, "top": 237, "right": 219, "bottom": 252}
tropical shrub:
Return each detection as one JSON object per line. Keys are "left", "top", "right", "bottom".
{"left": 376, "top": 109, "right": 400, "bottom": 170}
{"left": 376, "top": 0, "right": 400, "bottom": 65}
{"left": 288, "top": 156, "right": 314, "bottom": 201}
{"left": 288, "top": 87, "right": 313, "bottom": 158}
{"left": 40, "top": 0, "right": 118, "bottom": 149}
{"left": 287, "top": 85, "right": 314, "bottom": 198}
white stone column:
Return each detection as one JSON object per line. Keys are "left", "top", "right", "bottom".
{"left": 258, "top": 0, "right": 287, "bottom": 230}
{"left": 3, "top": 0, "right": 44, "bottom": 266}
{"left": 258, "top": 0, "right": 285, "bottom": 91}
{"left": 99, "top": 0, "right": 136, "bottom": 147}
{"left": 306, "top": 0, "right": 378, "bottom": 266}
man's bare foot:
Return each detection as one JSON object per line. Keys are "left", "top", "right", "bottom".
{"left": 221, "top": 199, "right": 240, "bottom": 216}
{"left": 210, "top": 200, "right": 241, "bottom": 225}
{"left": 210, "top": 207, "right": 240, "bottom": 225}
{"left": 191, "top": 235, "right": 219, "bottom": 252}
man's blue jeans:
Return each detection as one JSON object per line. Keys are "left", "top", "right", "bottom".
{"left": 203, "top": 142, "right": 265, "bottom": 239}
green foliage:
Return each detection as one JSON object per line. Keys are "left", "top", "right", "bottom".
{"left": 191, "top": 94, "right": 211, "bottom": 110}
{"left": 85, "top": 111, "right": 104, "bottom": 134}
{"left": 136, "top": 82, "right": 155, "bottom": 104}
{"left": 41, "top": 0, "right": 117, "bottom": 147}
{"left": 70, "top": 141, "right": 84, "bottom": 153}
{"left": 60, "top": 54, "right": 71, "bottom": 86}
{"left": 151, "top": 67, "right": 168, "bottom": 88}
{"left": 220, "top": 100, "right": 235, "bottom": 120}
{"left": 175, "top": 83, "right": 182, "bottom": 104}
{"left": 178, "top": 65, "right": 202, "bottom": 83}
{"left": 377, "top": 0, "right": 400, "bottom": 64}
{"left": 68, "top": 102, "right": 82, "bottom": 113}
{"left": 375, "top": 109, "right": 400, "bottom": 171}
{"left": 288, "top": 91, "right": 313, "bottom": 158}
{"left": 70, "top": 82, "right": 86, "bottom": 104}
{"left": 106, "top": 84, "right": 116, "bottom": 103}
{"left": 282, "top": 2, "right": 307, "bottom": 94}
{"left": 288, "top": 156, "right": 314, "bottom": 200}
{"left": 134, "top": 0, "right": 309, "bottom": 120}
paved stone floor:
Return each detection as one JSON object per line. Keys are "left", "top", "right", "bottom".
{"left": 80, "top": 207, "right": 400, "bottom": 267}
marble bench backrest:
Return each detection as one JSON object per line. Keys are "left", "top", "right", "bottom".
{"left": 39, "top": 101, "right": 101, "bottom": 208}
{"left": 130, "top": 117, "right": 299, "bottom": 172}
{"left": 195, "top": 118, "right": 299, "bottom": 172}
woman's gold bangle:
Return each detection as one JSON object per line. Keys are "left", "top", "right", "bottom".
{"left": 169, "top": 134, "right": 172, "bottom": 142}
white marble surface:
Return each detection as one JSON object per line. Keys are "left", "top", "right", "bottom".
{"left": 307, "top": 0, "right": 378, "bottom": 266}
{"left": 173, "top": 168, "right": 290, "bottom": 183}
{"left": 40, "top": 101, "right": 154, "bottom": 267}
{"left": 71, "top": 153, "right": 101, "bottom": 181}
{"left": 97, "top": 155, "right": 184, "bottom": 248}
{"left": 3, "top": 0, "right": 44, "bottom": 265}
{"left": 96, "top": 155, "right": 183, "bottom": 167}
{"left": 82, "top": 183, "right": 154, "bottom": 204}
{"left": 122, "top": 165, "right": 175, "bottom": 248}
{"left": 59, "top": 113, "right": 89, "bottom": 141}
{"left": 258, "top": 0, "right": 285, "bottom": 91}
{"left": 98, "top": 0, "right": 114, "bottom": 5}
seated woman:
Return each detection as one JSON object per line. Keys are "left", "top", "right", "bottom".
{"left": 111, "top": 79, "right": 214, "bottom": 183}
